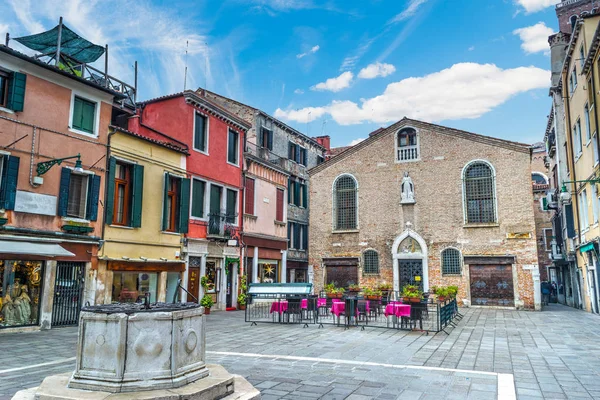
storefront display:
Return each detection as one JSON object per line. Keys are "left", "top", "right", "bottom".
{"left": 205, "top": 261, "right": 217, "bottom": 293}
{"left": 165, "top": 272, "right": 182, "bottom": 303}
{"left": 258, "top": 261, "right": 278, "bottom": 283}
{"left": 0, "top": 260, "right": 44, "bottom": 328}
{"left": 112, "top": 272, "right": 158, "bottom": 303}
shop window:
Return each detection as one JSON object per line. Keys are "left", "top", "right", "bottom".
{"left": 258, "top": 261, "right": 278, "bottom": 283}
{"left": 58, "top": 167, "right": 101, "bottom": 221}
{"left": 165, "top": 272, "right": 182, "bottom": 303}
{"left": 289, "top": 269, "right": 307, "bottom": 283}
{"left": 0, "top": 260, "right": 43, "bottom": 328}
{"left": 112, "top": 272, "right": 158, "bottom": 303}
{"left": 205, "top": 261, "right": 218, "bottom": 293}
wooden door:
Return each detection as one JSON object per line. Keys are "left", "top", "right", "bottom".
{"left": 469, "top": 265, "right": 514, "bottom": 306}
{"left": 187, "top": 266, "right": 200, "bottom": 303}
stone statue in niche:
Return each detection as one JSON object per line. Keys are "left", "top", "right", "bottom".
{"left": 401, "top": 172, "right": 415, "bottom": 204}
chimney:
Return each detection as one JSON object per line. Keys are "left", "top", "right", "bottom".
{"left": 314, "top": 135, "right": 331, "bottom": 152}
{"left": 128, "top": 114, "right": 141, "bottom": 133}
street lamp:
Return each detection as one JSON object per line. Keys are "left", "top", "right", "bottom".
{"left": 560, "top": 178, "right": 600, "bottom": 204}
{"left": 36, "top": 153, "right": 83, "bottom": 176}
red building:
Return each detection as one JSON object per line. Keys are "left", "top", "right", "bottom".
{"left": 136, "top": 91, "right": 250, "bottom": 310}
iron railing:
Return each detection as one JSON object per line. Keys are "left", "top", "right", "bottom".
{"left": 208, "top": 212, "right": 237, "bottom": 238}
{"left": 245, "top": 142, "right": 289, "bottom": 170}
{"left": 244, "top": 293, "right": 462, "bottom": 334}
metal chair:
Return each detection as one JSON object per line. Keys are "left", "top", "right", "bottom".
{"left": 356, "top": 300, "right": 369, "bottom": 325}
{"left": 284, "top": 298, "right": 302, "bottom": 323}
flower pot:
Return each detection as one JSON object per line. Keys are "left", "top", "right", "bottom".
{"left": 204, "top": 307, "right": 211, "bottom": 315}
{"left": 366, "top": 295, "right": 381, "bottom": 301}
{"left": 438, "top": 296, "right": 446, "bottom": 302}
{"left": 238, "top": 304, "right": 246, "bottom": 311}
{"left": 409, "top": 297, "right": 421, "bottom": 303}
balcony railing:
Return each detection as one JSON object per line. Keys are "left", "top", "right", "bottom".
{"left": 245, "top": 142, "right": 289, "bottom": 170}
{"left": 208, "top": 212, "right": 238, "bottom": 239}
{"left": 397, "top": 145, "right": 419, "bottom": 162}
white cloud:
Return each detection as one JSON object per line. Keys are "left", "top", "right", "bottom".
{"left": 310, "top": 71, "right": 353, "bottom": 92}
{"left": 513, "top": 22, "right": 554, "bottom": 54}
{"left": 390, "top": 0, "right": 429, "bottom": 23}
{"left": 358, "top": 62, "right": 396, "bottom": 79}
{"left": 514, "top": 0, "right": 560, "bottom": 13}
{"left": 348, "top": 138, "right": 366, "bottom": 146}
{"left": 296, "top": 44, "right": 320, "bottom": 59}
{"left": 468, "top": 46, "right": 475, "bottom": 51}
{"left": 294, "top": 88, "right": 304, "bottom": 94}
{"left": 276, "top": 63, "right": 550, "bottom": 126}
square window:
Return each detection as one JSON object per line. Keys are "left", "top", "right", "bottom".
{"left": 72, "top": 96, "right": 96, "bottom": 134}
{"left": 67, "top": 173, "right": 89, "bottom": 218}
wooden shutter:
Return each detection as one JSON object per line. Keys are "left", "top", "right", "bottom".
{"left": 162, "top": 174, "right": 169, "bottom": 231}
{"left": 57, "top": 167, "right": 71, "bottom": 217}
{"left": 287, "top": 222, "right": 293, "bottom": 248}
{"left": 276, "top": 188, "right": 284, "bottom": 221}
{"left": 267, "top": 130, "right": 273, "bottom": 150}
{"left": 565, "top": 204, "right": 576, "bottom": 238}
{"left": 294, "top": 181, "right": 301, "bottom": 206}
{"left": 300, "top": 148, "right": 306, "bottom": 166}
{"left": 131, "top": 164, "right": 144, "bottom": 227}
{"left": 226, "top": 189, "right": 237, "bottom": 223}
{"left": 179, "top": 178, "right": 191, "bottom": 233}
{"left": 72, "top": 97, "right": 95, "bottom": 134}
{"left": 191, "top": 179, "right": 205, "bottom": 218}
{"left": 302, "top": 183, "right": 308, "bottom": 208}
{"left": 302, "top": 224, "right": 308, "bottom": 250}
{"left": 105, "top": 157, "right": 116, "bottom": 224}
{"left": 245, "top": 177, "right": 255, "bottom": 215}
{"left": 288, "top": 142, "right": 294, "bottom": 160}
{"left": 0, "top": 156, "right": 19, "bottom": 210}
{"left": 7, "top": 72, "right": 26, "bottom": 112}
{"left": 293, "top": 223, "right": 300, "bottom": 249}
{"left": 194, "top": 113, "right": 206, "bottom": 151}
{"left": 288, "top": 178, "right": 292, "bottom": 203}
{"left": 295, "top": 146, "right": 301, "bottom": 164}
{"left": 86, "top": 175, "right": 101, "bottom": 221}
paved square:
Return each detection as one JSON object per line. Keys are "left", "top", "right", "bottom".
{"left": 1, "top": 304, "right": 599, "bottom": 399}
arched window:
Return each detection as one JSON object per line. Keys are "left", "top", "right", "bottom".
{"left": 441, "top": 248, "right": 462, "bottom": 275}
{"left": 570, "top": 15, "right": 578, "bottom": 32}
{"left": 463, "top": 161, "right": 497, "bottom": 224}
{"left": 363, "top": 249, "right": 379, "bottom": 274}
{"left": 333, "top": 174, "right": 358, "bottom": 230}
{"left": 532, "top": 173, "right": 548, "bottom": 185}
{"left": 396, "top": 127, "right": 419, "bottom": 162}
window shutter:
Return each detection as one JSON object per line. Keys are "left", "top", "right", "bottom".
{"left": 276, "top": 188, "right": 284, "bottom": 221}
{"left": 131, "top": 164, "right": 144, "bottom": 227}
{"left": 258, "top": 128, "right": 264, "bottom": 147}
{"left": 82, "top": 101, "right": 95, "bottom": 133}
{"left": 302, "top": 183, "right": 308, "bottom": 208}
{"left": 294, "top": 223, "right": 300, "bottom": 249}
{"left": 302, "top": 224, "right": 308, "bottom": 250}
{"left": 57, "top": 167, "right": 71, "bottom": 217}
{"left": 565, "top": 204, "right": 576, "bottom": 238}
{"left": 287, "top": 222, "right": 292, "bottom": 248}
{"left": 179, "top": 178, "right": 191, "bottom": 234}
{"left": 245, "top": 177, "right": 255, "bottom": 215}
{"left": 7, "top": 72, "right": 26, "bottom": 112}
{"left": 194, "top": 113, "right": 206, "bottom": 151}
{"left": 294, "top": 180, "right": 301, "bottom": 206}
{"left": 288, "top": 142, "right": 294, "bottom": 159}
{"left": 191, "top": 179, "right": 205, "bottom": 218}
{"left": 105, "top": 157, "right": 116, "bottom": 224}
{"left": 288, "top": 178, "right": 293, "bottom": 204}
{"left": 267, "top": 130, "right": 273, "bottom": 150}
{"left": 72, "top": 97, "right": 83, "bottom": 130}
{"left": 295, "top": 146, "right": 301, "bottom": 164}
{"left": 86, "top": 175, "right": 101, "bottom": 221}
{"left": 0, "top": 156, "right": 19, "bottom": 210}
{"left": 162, "top": 174, "right": 169, "bottom": 231}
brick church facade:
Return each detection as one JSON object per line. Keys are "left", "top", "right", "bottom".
{"left": 309, "top": 119, "right": 541, "bottom": 310}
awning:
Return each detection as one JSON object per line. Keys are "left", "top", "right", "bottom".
{"left": 579, "top": 242, "right": 595, "bottom": 253}
{"left": 0, "top": 240, "right": 75, "bottom": 257}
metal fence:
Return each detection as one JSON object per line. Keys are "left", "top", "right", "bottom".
{"left": 245, "top": 294, "right": 462, "bottom": 334}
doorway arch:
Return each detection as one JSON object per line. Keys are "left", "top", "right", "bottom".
{"left": 392, "top": 227, "right": 429, "bottom": 292}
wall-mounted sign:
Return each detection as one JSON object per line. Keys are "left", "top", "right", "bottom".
{"left": 415, "top": 276, "right": 421, "bottom": 282}
{"left": 14, "top": 191, "right": 57, "bottom": 216}
{"left": 507, "top": 232, "right": 532, "bottom": 239}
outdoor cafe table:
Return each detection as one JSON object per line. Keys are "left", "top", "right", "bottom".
{"left": 330, "top": 300, "right": 370, "bottom": 325}
{"left": 384, "top": 303, "right": 411, "bottom": 328}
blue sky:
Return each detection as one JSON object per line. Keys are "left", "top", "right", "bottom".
{"left": 1, "top": 0, "right": 562, "bottom": 147}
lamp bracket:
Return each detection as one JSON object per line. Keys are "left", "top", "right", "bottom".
{"left": 36, "top": 154, "right": 81, "bottom": 176}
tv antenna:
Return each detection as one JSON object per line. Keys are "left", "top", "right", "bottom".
{"left": 183, "top": 40, "right": 189, "bottom": 91}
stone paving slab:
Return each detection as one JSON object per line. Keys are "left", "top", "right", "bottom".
{"left": 0, "top": 304, "right": 599, "bottom": 399}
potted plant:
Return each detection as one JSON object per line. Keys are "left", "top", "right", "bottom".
{"left": 434, "top": 286, "right": 448, "bottom": 302}
{"left": 201, "top": 294, "right": 214, "bottom": 314}
{"left": 447, "top": 286, "right": 459, "bottom": 299}
{"left": 238, "top": 275, "right": 248, "bottom": 310}
{"left": 377, "top": 282, "right": 393, "bottom": 297}
{"left": 363, "top": 287, "right": 382, "bottom": 300}
{"left": 347, "top": 283, "right": 361, "bottom": 296}
{"left": 325, "top": 283, "right": 344, "bottom": 298}
{"left": 402, "top": 284, "right": 423, "bottom": 303}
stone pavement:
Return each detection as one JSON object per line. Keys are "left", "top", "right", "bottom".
{"left": 0, "top": 304, "right": 599, "bottom": 399}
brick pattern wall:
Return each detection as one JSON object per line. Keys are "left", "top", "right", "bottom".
{"left": 556, "top": 0, "right": 595, "bottom": 33}
{"left": 309, "top": 121, "right": 539, "bottom": 309}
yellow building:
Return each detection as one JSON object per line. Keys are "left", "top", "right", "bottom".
{"left": 562, "top": 14, "right": 600, "bottom": 314}
{"left": 94, "top": 125, "right": 189, "bottom": 305}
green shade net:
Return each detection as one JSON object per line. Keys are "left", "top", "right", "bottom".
{"left": 14, "top": 23, "right": 104, "bottom": 63}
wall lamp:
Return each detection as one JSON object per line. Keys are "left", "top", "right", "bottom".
{"left": 36, "top": 153, "right": 83, "bottom": 176}
{"left": 560, "top": 178, "right": 600, "bottom": 203}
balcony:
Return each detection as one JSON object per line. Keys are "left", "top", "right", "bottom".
{"left": 245, "top": 142, "right": 289, "bottom": 171}
{"left": 546, "top": 130, "right": 556, "bottom": 158}
{"left": 207, "top": 212, "right": 238, "bottom": 240}
{"left": 397, "top": 145, "right": 419, "bottom": 162}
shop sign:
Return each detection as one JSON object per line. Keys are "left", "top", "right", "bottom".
{"left": 14, "top": 191, "right": 57, "bottom": 216}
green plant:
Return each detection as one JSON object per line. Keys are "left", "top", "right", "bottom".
{"left": 237, "top": 292, "right": 247, "bottom": 306}
{"left": 348, "top": 283, "right": 361, "bottom": 291}
{"left": 362, "top": 287, "right": 374, "bottom": 296}
{"left": 401, "top": 284, "right": 422, "bottom": 299}
{"left": 238, "top": 275, "right": 248, "bottom": 305}
{"left": 377, "top": 282, "right": 393, "bottom": 291}
{"left": 447, "top": 286, "right": 459, "bottom": 298}
{"left": 200, "top": 294, "right": 214, "bottom": 308}
{"left": 324, "top": 283, "right": 337, "bottom": 293}
{"left": 434, "top": 286, "right": 449, "bottom": 298}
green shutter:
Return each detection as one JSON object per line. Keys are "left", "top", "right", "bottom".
{"left": 0, "top": 156, "right": 19, "bottom": 210}
{"left": 302, "top": 224, "right": 308, "bottom": 251}
{"left": 226, "top": 189, "right": 237, "bottom": 223}
{"left": 162, "top": 173, "right": 170, "bottom": 231}
{"left": 72, "top": 97, "right": 83, "bottom": 130}
{"left": 179, "top": 178, "right": 191, "bottom": 234}
{"left": 7, "top": 72, "right": 26, "bottom": 112}
{"left": 57, "top": 167, "right": 71, "bottom": 217}
{"left": 294, "top": 223, "right": 300, "bottom": 249}
{"left": 191, "top": 179, "right": 205, "bottom": 218}
{"left": 105, "top": 157, "right": 116, "bottom": 224}
{"left": 267, "top": 130, "right": 273, "bottom": 150}
{"left": 131, "top": 164, "right": 144, "bottom": 227}
{"left": 287, "top": 222, "right": 292, "bottom": 248}
{"left": 194, "top": 113, "right": 206, "bottom": 151}
{"left": 294, "top": 181, "right": 301, "bottom": 206}
{"left": 86, "top": 175, "right": 101, "bottom": 221}
{"left": 288, "top": 178, "right": 292, "bottom": 203}
{"left": 72, "top": 97, "right": 95, "bottom": 134}
{"left": 302, "top": 183, "right": 308, "bottom": 208}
